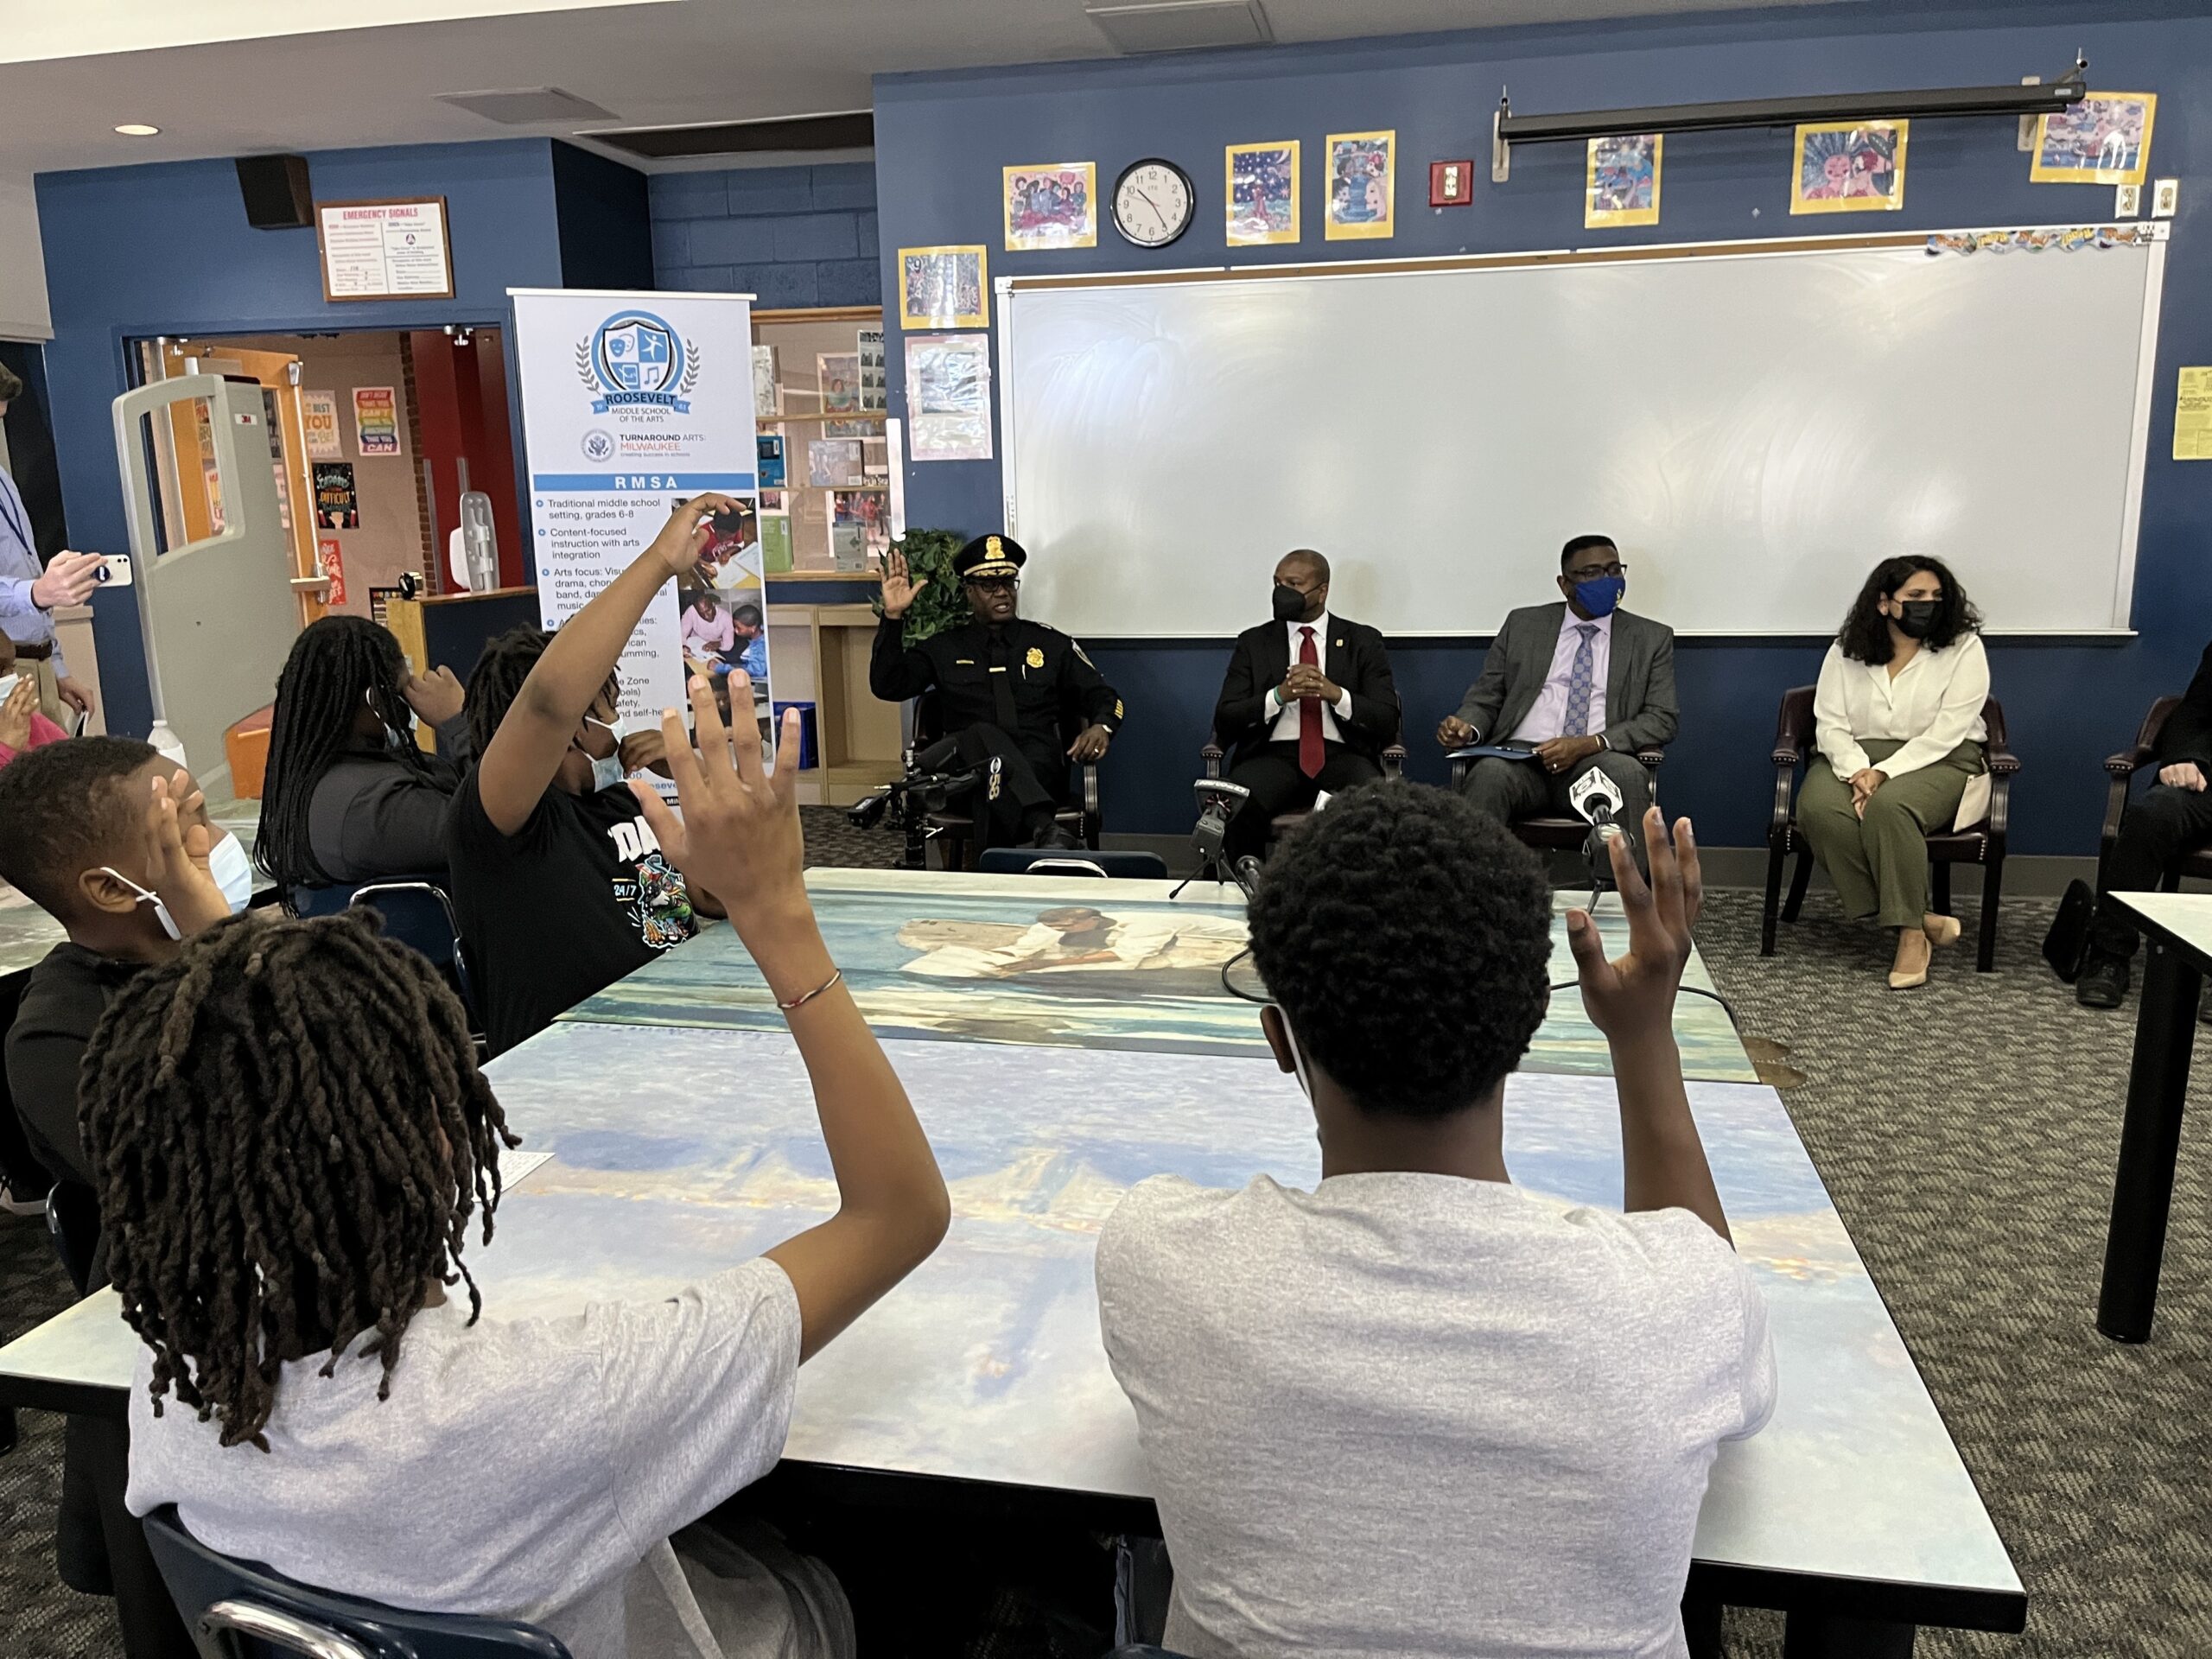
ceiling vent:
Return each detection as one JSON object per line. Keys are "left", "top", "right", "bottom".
{"left": 1084, "top": 0, "right": 1272, "bottom": 53}
{"left": 436, "top": 87, "right": 617, "bottom": 125}
{"left": 592, "top": 110, "right": 874, "bottom": 161}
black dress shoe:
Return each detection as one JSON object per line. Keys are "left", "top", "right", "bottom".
{"left": 1028, "top": 819, "right": 1082, "bottom": 850}
{"left": 2076, "top": 952, "right": 2131, "bottom": 1009}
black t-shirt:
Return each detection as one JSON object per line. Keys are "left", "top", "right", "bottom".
{"left": 4, "top": 941, "right": 144, "bottom": 1192}
{"left": 444, "top": 771, "right": 698, "bottom": 1056}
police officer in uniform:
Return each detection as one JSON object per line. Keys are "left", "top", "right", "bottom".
{"left": 871, "top": 533, "right": 1122, "bottom": 849}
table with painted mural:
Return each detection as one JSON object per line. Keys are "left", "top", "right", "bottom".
{"left": 0, "top": 1013, "right": 2019, "bottom": 1641}
{"left": 565, "top": 868, "right": 1760, "bottom": 1084}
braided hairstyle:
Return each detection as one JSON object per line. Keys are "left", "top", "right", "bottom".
{"left": 257, "top": 617, "right": 425, "bottom": 894}
{"left": 1249, "top": 784, "right": 1552, "bottom": 1117}
{"left": 79, "top": 910, "right": 518, "bottom": 1450}
{"left": 464, "top": 624, "right": 618, "bottom": 759}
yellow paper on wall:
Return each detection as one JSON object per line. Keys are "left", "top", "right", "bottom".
{"left": 2176, "top": 367, "right": 2212, "bottom": 461}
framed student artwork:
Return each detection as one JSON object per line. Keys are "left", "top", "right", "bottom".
{"left": 2031, "top": 92, "right": 2157, "bottom": 187}
{"left": 1225, "top": 141, "right": 1300, "bottom": 246}
{"left": 1790, "top": 120, "right": 1908, "bottom": 215}
{"left": 1003, "top": 163, "right": 1097, "bottom": 251}
{"left": 898, "top": 245, "right": 989, "bottom": 330}
{"left": 1325, "top": 130, "right": 1395, "bottom": 240}
{"left": 1586, "top": 134, "right": 1662, "bottom": 228}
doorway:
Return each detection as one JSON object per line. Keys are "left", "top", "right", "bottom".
{"left": 131, "top": 327, "right": 522, "bottom": 628}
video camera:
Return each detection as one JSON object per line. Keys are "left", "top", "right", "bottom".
{"left": 846, "top": 735, "right": 1001, "bottom": 868}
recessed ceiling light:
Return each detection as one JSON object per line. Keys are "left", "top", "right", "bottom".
{"left": 114, "top": 123, "right": 160, "bottom": 137}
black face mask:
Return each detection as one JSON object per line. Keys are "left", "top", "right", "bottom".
{"left": 1272, "top": 584, "right": 1309, "bottom": 623}
{"left": 1893, "top": 599, "right": 1940, "bottom": 639}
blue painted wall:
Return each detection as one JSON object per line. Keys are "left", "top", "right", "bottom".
{"left": 649, "top": 163, "right": 881, "bottom": 307}
{"left": 35, "top": 137, "right": 665, "bottom": 740}
{"left": 37, "top": 138, "right": 572, "bottom": 737}
{"left": 872, "top": 5, "right": 2212, "bottom": 849}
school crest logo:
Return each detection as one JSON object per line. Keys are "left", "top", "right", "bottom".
{"left": 575, "top": 310, "right": 701, "bottom": 414}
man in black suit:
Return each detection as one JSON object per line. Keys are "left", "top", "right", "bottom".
{"left": 1212, "top": 550, "right": 1400, "bottom": 863}
{"left": 2078, "top": 638, "right": 2212, "bottom": 1008}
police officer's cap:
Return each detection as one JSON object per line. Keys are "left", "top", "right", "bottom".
{"left": 955, "top": 534, "right": 1027, "bottom": 582}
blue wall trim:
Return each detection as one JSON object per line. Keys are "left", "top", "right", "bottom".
{"left": 872, "top": 14, "right": 2212, "bottom": 848}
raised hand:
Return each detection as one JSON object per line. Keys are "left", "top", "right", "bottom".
{"left": 627, "top": 671, "right": 809, "bottom": 961}
{"left": 1565, "top": 808, "right": 1701, "bottom": 1046}
{"left": 646, "top": 493, "right": 738, "bottom": 582}
{"left": 402, "top": 664, "right": 466, "bottom": 727}
{"left": 879, "top": 547, "right": 928, "bottom": 620}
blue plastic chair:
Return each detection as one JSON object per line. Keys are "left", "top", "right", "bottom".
{"left": 142, "top": 1506, "right": 570, "bottom": 1659}
{"left": 976, "top": 847, "right": 1169, "bottom": 879}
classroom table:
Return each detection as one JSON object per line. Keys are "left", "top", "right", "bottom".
{"left": 2096, "top": 890, "right": 2212, "bottom": 1342}
{"left": 564, "top": 868, "right": 1760, "bottom": 1084}
{"left": 0, "top": 870, "right": 2022, "bottom": 1654}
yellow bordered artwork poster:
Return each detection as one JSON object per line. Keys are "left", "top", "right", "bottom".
{"left": 1790, "top": 120, "right": 1908, "bottom": 215}
{"left": 1226, "top": 142, "right": 1300, "bottom": 246}
{"left": 2031, "top": 92, "right": 2158, "bottom": 187}
{"left": 898, "top": 245, "right": 990, "bottom": 331}
{"left": 1586, "top": 133, "right": 1662, "bottom": 228}
{"left": 1325, "top": 130, "right": 1395, "bottom": 240}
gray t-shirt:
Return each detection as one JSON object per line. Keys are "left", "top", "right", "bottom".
{"left": 1096, "top": 1172, "right": 1776, "bottom": 1659}
{"left": 127, "top": 1258, "right": 814, "bottom": 1659}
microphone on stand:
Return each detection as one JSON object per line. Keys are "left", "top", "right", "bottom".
{"left": 1567, "top": 766, "right": 1626, "bottom": 904}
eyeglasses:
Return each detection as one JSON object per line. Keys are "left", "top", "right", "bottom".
{"left": 966, "top": 577, "right": 1020, "bottom": 594}
{"left": 1567, "top": 562, "right": 1627, "bottom": 581}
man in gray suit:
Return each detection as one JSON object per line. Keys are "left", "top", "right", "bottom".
{"left": 1437, "top": 535, "right": 1677, "bottom": 862}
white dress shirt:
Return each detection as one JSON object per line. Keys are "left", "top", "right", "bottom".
{"left": 1265, "top": 613, "right": 1353, "bottom": 743}
{"left": 1510, "top": 609, "right": 1611, "bottom": 744}
{"left": 1814, "top": 634, "right": 1990, "bottom": 782}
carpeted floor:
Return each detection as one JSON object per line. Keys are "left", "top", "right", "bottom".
{"left": 1, "top": 829, "right": 2206, "bottom": 1656}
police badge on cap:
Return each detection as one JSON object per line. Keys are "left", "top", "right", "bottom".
{"left": 954, "top": 533, "right": 1027, "bottom": 582}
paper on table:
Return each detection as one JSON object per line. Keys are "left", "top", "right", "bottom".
{"left": 501, "top": 1149, "right": 554, "bottom": 1190}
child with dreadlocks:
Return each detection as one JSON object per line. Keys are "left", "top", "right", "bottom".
{"left": 0, "top": 737, "right": 248, "bottom": 1659}
{"left": 255, "top": 613, "right": 472, "bottom": 902}
{"left": 94, "top": 684, "right": 950, "bottom": 1659}
{"left": 447, "top": 493, "right": 735, "bottom": 1055}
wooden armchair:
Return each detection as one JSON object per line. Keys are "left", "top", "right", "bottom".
{"left": 1763, "top": 685, "right": 2020, "bottom": 971}
{"left": 2101, "top": 695, "right": 2212, "bottom": 891}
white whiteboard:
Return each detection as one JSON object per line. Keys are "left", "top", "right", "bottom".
{"left": 1001, "top": 233, "right": 2165, "bottom": 637}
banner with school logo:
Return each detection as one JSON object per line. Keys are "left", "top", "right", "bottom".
{"left": 510, "top": 287, "right": 771, "bottom": 736}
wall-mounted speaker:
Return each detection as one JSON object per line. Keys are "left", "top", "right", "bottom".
{"left": 235, "top": 155, "right": 313, "bottom": 230}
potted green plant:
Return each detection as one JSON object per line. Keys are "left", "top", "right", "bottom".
{"left": 874, "top": 528, "right": 972, "bottom": 645}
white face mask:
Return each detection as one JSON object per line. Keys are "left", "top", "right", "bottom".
{"left": 582, "top": 714, "right": 628, "bottom": 793}
{"left": 0, "top": 672, "right": 18, "bottom": 706}
{"left": 98, "top": 868, "right": 181, "bottom": 941}
{"left": 365, "top": 686, "right": 410, "bottom": 751}
{"left": 208, "top": 832, "right": 254, "bottom": 916}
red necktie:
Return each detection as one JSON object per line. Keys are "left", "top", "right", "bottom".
{"left": 1298, "top": 626, "right": 1323, "bottom": 779}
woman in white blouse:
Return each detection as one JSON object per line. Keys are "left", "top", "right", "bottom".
{"left": 1801, "top": 556, "right": 1990, "bottom": 989}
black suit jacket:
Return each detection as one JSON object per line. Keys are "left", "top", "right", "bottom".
{"left": 2155, "top": 640, "right": 2212, "bottom": 771}
{"left": 1215, "top": 615, "right": 1401, "bottom": 768}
